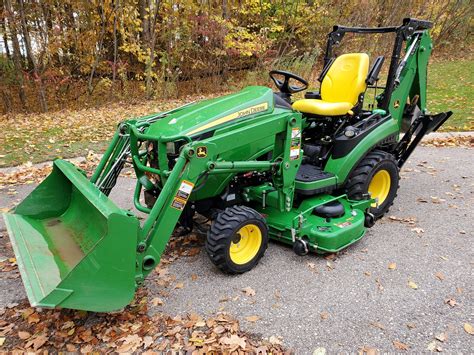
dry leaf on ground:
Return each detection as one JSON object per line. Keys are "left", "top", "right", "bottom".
{"left": 393, "top": 340, "right": 409, "bottom": 350}
{"left": 220, "top": 334, "right": 246, "bottom": 349}
{"left": 242, "top": 287, "right": 256, "bottom": 297}
{"left": 245, "top": 315, "right": 261, "bottom": 323}
{"left": 464, "top": 323, "right": 474, "bottom": 335}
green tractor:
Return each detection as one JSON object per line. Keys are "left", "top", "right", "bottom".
{"left": 4, "top": 18, "right": 451, "bottom": 311}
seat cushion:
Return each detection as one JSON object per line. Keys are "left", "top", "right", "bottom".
{"left": 292, "top": 99, "right": 352, "bottom": 116}
{"left": 322, "top": 53, "right": 369, "bottom": 105}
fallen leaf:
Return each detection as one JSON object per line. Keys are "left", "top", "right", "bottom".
{"left": 151, "top": 297, "right": 164, "bottom": 306}
{"left": 388, "top": 262, "right": 397, "bottom": 270}
{"left": 213, "top": 325, "right": 226, "bottom": 334}
{"left": 435, "top": 272, "right": 445, "bottom": 281}
{"left": 427, "top": 340, "right": 443, "bottom": 352}
{"left": 194, "top": 320, "right": 206, "bottom": 327}
{"left": 245, "top": 315, "right": 261, "bottom": 322}
{"left": 116, "top": 334, "right": 143, "bottom": 352}
{"left": 435, "top": 333, "right": 448, "bottom": 342}
{"left": 27, "top": 313, "right": 40, "bottom": 324}
{"left": 61, "top": 320, "right": 75, "bottom": 330}
{"left": 191, "top": 274, "right": 198, "bottom": 281}
{"left": 359, "top": 346, "right": 378, "bottom": 355}
{"left": 320, "top": 312, "right": 329, "bottom": 320}
{"left": 307, "top": 262, "right": 316, "bottom": 270}
{"left": 268, "top": 335, "right": 283, "bottom": 345}
{"left": 25, "top": 334, "right": 48, "bottom": 350}
{"left": 393, "top": 340, "right": 409, "bottom": 350}
{"left": 464, "top": 323, "right": 474, "bottom": 335}
{"left": 408, "top": 280, "right": 418, "bottom": 289}
{"left": 406, "top": 323, "right": 416, "bottom": 329}
{"left": 0, "top": 337, "right": 5, "bottom": 346}
{"left": 174, "top": 282, "right": 184, "bottom": 289}
{"left": 411, "top": 227, "right": 424, "bottom": 234}
{"left": 18, "top": 331, "right": 31, "bottom": 340}
{"left": 81, "top": 344, "right": 93, "bottom": 353}
{"left": 143, "top": 335, "right": 154, "bottom": 349}
{"left": 445, "top": 297, "right": 457, "bottom": 307}
{"left": 370, "top": 321, "right": 385, "bottom": 330}
{"left": 220, "top": 334, "right": 246, "bottom": 349}
{"left": 242, "top": 287, "right": 256, "bottom": 297}
{"left": 375, "top": 278, "right": 384, "bottom": 291}
{"left": 186, "top": 247, "right": 200, "bottom": 256}
{"left": 313, "top": 347, "right": 327, "bottom": 355}
{"left": 66, "top": 344, "right": 77, "bottom": 352}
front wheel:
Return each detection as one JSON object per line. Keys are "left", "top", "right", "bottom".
{"left": 345, "top": 150, "right": 400, "bottom": 218}
{"left": 206, "top": 205, "right": 268, "bottom": 274}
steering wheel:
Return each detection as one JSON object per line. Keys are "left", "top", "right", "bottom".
{"left": 269, "top": 70, "right": 308, "bottom": 94}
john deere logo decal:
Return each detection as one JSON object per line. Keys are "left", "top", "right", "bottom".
{"left": 197, "top": 146, "right": 207, "bottom": 158}
{"left": 187, "top": 102, "right": 269, "bottom": 135}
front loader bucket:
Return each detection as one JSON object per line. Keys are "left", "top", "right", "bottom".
{"left": 3, "top": 160, "right": 140, "bottom": 312}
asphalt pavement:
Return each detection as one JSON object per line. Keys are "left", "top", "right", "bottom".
{"left": 1, "top": 146, "right": 473, "bottom": 353}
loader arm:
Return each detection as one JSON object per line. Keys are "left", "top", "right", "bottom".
{"left": 132, "top": 111, "right": 303, "bottom": 280}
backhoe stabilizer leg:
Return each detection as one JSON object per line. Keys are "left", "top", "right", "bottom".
{"left": 396, "top": 111, "right": 452, "bottom": 167}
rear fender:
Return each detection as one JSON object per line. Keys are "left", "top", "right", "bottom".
{"left": 324, "top": 118, "right": 399, "bottom": 184}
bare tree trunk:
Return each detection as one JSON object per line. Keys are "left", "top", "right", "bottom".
{"left": 0, "top": 0, "right": 11, "bottom": 59}
{"left": 87, "top": 0, "right": 108, "bottom": 95}
{"left": 1, "top": 88, "right": 12, "bottom": 113}
{"left": 112, "top": 0, "right": 119, "bottom": 83}
{"left": 138, "top": 0, "right": 149, "bottom": 43}
{"left": 144, "top": 0, "right": 160, "bottom": 99}
{"left": 4, "top": 0, "right": 27, "bottom": 110}
{"left": 18, "top": 0, "right": 48, "bottom": 111}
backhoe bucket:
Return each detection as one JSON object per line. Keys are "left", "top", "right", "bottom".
{"left": 3, "top": 160, "right": 140, "bottom": 312}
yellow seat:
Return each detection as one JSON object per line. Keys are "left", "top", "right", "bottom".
{"left": 292, "top": 53, "right": 369, "bottom": 116}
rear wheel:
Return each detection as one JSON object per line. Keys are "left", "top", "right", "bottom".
{"left": 345, "top": 150, "right": 399, "bottom": 218}
{"left": 206, "top": 205, "right": 268, "bottom": 274}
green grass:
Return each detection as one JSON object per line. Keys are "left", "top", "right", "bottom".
{"left": 0, "top": 59, "right": 471, "bottom": 168}
{"left": 427, "top": 59, "right": 473, "bottom": 131}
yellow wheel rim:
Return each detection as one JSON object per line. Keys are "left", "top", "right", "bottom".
{"left": 229, "top": 224, "right": 262, "bottom": 265}
{"left": 368, "top": 170, "right": 391, "bottom": 207}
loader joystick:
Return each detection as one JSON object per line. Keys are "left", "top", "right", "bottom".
{"left": 269, "top": 70, "right": 308, "bottom": 94}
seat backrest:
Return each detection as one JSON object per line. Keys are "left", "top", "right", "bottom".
{"left": 321, "top": 53, "right": 369, "bottom": 105}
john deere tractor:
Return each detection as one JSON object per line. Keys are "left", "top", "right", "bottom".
{"left": 4, "top": 18, "right": 451, "bottom": 311}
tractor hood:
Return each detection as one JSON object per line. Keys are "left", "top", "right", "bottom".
{"left": 146, "top": 86, "right": 277, "bottom": 138}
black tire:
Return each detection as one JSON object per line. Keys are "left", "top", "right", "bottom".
{"left": 206, "top": 205, "right": 268, "bottom": 274}
{"left": 345, "top": 150, "right": 399, "bottom": 219}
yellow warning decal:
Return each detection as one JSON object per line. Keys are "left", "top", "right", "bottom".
{"left": 290, "top": 127, "right": 301, "bottom": 160}
{"left": 187, "top": 102, "right": 269, "bottom": 135}
{"left": 171, "top": 180, "right": 195, "bottom": 210}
